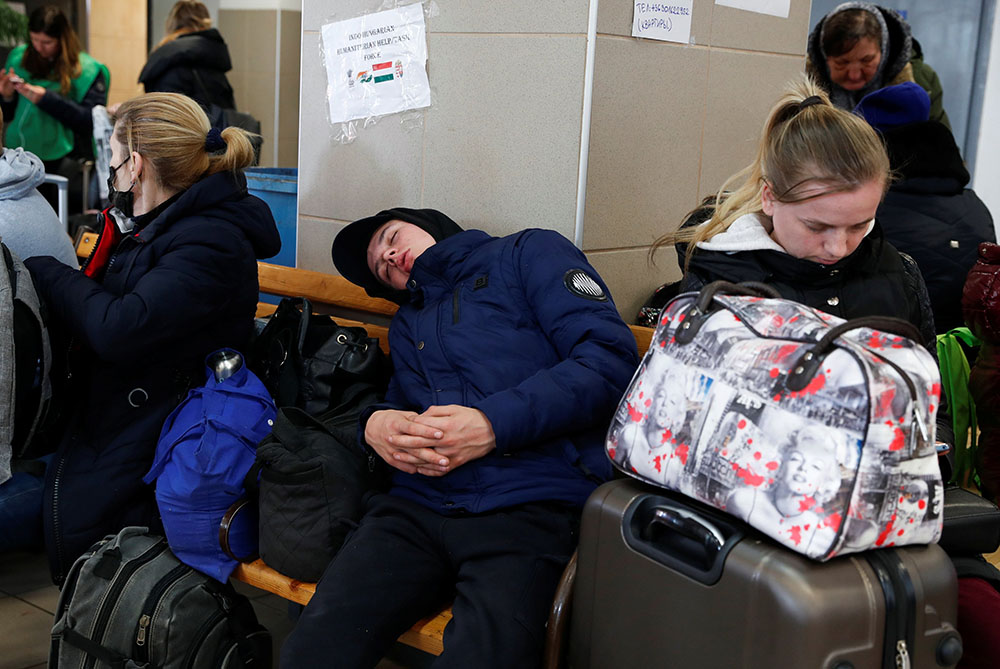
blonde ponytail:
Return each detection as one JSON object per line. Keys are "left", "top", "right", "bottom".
{"left": 206, "top": 126, "right": 258, "bottom": 175}
{"left": 112, "top": 92, "right": 256, "bottom": 193}
{"left": 651, "top": 75, "right": 890, "bottom": 271}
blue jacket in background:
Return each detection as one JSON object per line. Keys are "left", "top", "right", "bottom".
{"left": 26, "top": 170, "right": 280, "bottom": 582}
{"left": 365, "top": 228, "right": 639, "bottom": 513}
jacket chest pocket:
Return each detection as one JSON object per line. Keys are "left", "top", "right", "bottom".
{"left": 450, "top": 274, "right": 490, "bottom": 325}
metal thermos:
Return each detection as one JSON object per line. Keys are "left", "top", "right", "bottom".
{"left": 208, "top": 349, "right": 243, "bottom": 382}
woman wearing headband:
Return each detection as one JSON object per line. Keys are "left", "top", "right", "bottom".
{"left": 21, "top": 92, "right": 279, "bottom": 581}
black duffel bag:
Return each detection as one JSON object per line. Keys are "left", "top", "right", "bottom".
{"left": 247, "top": 382, "right": 388, "bottom": 582}
{"left": 248, "top": 296, "right": 390, "bottom": 415}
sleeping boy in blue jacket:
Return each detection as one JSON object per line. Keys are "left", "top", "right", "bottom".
{"left": 281, "top": 208, "right": 638, "bottom": 668}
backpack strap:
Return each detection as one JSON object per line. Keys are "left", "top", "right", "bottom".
{"left": 59, "top": 627, "right": 134, "bottom": 669}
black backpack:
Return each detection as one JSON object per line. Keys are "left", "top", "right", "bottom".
{"left": 50, "top": 526, "right": 271, "bottom": 668}
{"left": 247, "top": 382, "right": 389, "bottom": 582}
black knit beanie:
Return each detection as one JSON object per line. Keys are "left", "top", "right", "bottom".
{"left": 331, "top": 207, "right": 464, "bottom": 303}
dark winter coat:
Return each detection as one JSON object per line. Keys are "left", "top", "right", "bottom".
{"left": 676, "top": 218, "right": 954, "bottom": 446}
{"left": 139, "top": 29, "right": 236, "bottom": 110}
{"left": 877, "top": 121, "right": 995, "bottom": 333}
{"left": 806, "top": 3, "right": 949, "bottom": 127}
{"left": 962, "top": 242, "right": 1000, "bottom": 498}
{"left": 365, "top": 229, "right": 639, "bottom": 514}
{"left": 25, "top": 170, "right": 280, "bottom": 582}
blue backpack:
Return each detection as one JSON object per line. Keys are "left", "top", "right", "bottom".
{"left": 144, "top": 350, "right": 276, "bottom": 582}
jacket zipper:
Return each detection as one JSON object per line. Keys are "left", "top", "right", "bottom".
{"left": 452, "top": 285, "right": 461, "bottom": 324}
{"left": 82, "top": 538, "right": 168, "bottom": 669}
{"left": 133, "top": 564, "right": 190, "bottom": 664}
{"left": 49, "top": 452, "right": 68, "bottom": 584}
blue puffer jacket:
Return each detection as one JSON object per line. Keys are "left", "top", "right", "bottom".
{"left": 365, "top": 229, "right": 639, "bottom": 514}
{"left": 26, "top": 170, "right": 280, "bottom": 582}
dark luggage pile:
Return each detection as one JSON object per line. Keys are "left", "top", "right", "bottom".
{"left": 570, "top": 282, "right": 1000, "bottom": 668}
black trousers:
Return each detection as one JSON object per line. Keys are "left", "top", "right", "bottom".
{"left": 279, "top": 493, "right": 580, "bottom": 669}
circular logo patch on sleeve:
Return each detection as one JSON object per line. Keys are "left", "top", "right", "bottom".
{"left": 564, "top": 269, "right": 608, "bottom": 301}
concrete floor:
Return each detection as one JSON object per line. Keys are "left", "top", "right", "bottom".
{"left": 2, "top": 544, "right": 998, "bottom": 668}
{"left": 0, "top": 549, "right": 429, "bottom": 669}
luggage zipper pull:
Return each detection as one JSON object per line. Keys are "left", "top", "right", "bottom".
{"left": 895, "top": 639, "right": 910, "bottom": 669}
{"left": 136, "top": 614, "right": 150, "bottom": 646}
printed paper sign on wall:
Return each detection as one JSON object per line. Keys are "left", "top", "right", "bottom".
{"left": 321, "top": 4, "right": 432, "bottom": 125}
{"left": 632, "top": 1, "right": 694, "bottom": 44}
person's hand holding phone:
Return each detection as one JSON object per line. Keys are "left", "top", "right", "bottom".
{"left": 0, "top": 68, "right": 17, "bottom": 100}
{"left": 13, "top": 78, "right": 45, "bottom": 105}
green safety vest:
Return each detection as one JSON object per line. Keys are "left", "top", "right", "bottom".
{"left": 3, "top": 44, "right": 109, "bottom": 161}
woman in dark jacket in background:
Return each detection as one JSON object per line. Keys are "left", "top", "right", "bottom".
{"left": 25, "top": 92, "right": 279, "bottom": 582}
{"left": 139, "top": 0, "right": 236, "bottom": 110}
{"left": 854, "top": 83, "right": 995, "bottom": 333}
{"left": 805, "top": 2, "right": 949, "bottom": 127}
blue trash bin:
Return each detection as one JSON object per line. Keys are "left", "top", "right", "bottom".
{"left": 246, "top": 167, "right": 297, "bottom": 268}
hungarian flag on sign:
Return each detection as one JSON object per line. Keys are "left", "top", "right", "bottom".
{"left": 372, "top": 61, "right": 394, "bottom": 83}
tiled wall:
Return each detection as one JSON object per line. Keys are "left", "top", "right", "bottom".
{"left": 88, "top": 0, "right": 146, "bottom": 105}
{"left": 296, "top": 0, "right": 811, "bottom": 320}
{"left": 219, "top": 3, "right": 300, "bottom": 167}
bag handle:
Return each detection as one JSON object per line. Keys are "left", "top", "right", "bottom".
{"left": 219, "top": 497, "right": 259, "bottom": 563}
{"left": 786, "top": 316, "right": 924, "bottom": 392}
{"left": 676, "top": 281, "right": 782, "bottom": 344}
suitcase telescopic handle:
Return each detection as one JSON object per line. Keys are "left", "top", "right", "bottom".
{"left": 650, "top": 507, "right": 725, "bottom": 553}
{"left": 785, "top": 316, "right": 924, "bottom": 392}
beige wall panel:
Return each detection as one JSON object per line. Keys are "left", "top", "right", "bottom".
{"left": 303, "top": 0, "right": 382, "bottom": 32}
{"left": 698, "top": 49, "right": 804, "bottom": 200}
{"left": 89, "top": 0, "right": 146, "bottom": 106}
{"left": 583, "top": 37, "right": 708, "bottom": 251}
{"left": 430, "top": 1, "right": 589, "bottom": 34}
{"left": 297, "top": 32, "right": 424, "bottom": 222}
{"left": 421, "top": 34, "right": 585, "bottom": 240}
{"left": 710, "top": 0, "right": 811, "bottom": 55}
{"left": 587, "top": 246, "right": 681, "bottom": 322}
{"left": 221, "top": 9, "right": 279, "bottom": 165}
{"left": 304, "top": 0, "right": 589, "bottom": 34}
{"left": 277, "top": 138, "right": 298, "bottom": 169}
{"left": 597, "top": 0, "right": 713, "bottom": 45}
{"left": 297, "top": 216, "right": 348, "bottom": 274}
{"left": 278, "top": 10, "right": 301, "bottom": 164}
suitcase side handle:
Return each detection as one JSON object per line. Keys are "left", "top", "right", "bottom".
{"left": 623, "top": 495, "right": 744, "bottom": 585}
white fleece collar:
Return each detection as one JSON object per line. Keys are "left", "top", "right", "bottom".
{"left": 696, "top": 213, "right": 787, "bottom": 253}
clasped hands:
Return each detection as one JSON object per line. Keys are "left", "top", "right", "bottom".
{"left": 0, "top": 68, "right": 45, "bottom": 104}
{"left": 364, "top": 405, "right": 497, "bottom": 477}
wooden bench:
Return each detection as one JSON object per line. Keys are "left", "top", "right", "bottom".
{"left": 238, "top": 261, "right": 655, "bottom": 661}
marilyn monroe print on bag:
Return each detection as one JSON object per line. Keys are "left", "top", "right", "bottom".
{"left": 607, "top": 286, "right": 943, "bottom": 561}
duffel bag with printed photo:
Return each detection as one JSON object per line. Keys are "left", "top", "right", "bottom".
{"left": 606, "top": 281, "right": 944, "bottom": 561}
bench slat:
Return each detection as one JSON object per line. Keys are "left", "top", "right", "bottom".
{"left": 233, "top": 559, "right": 449, "bottom": 654}
{"left": 258, "top": 262, "right": 398, "bottom": 317}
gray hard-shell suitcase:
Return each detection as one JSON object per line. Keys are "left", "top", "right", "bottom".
{"left": 570, "top": 479, "right": 963, "bottom": 669}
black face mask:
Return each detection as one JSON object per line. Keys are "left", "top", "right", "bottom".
{"left": 107, "top": 155, "right": 135, "bottom": 218}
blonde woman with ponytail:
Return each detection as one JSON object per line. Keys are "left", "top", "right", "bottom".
{"left": 23, "top": 92, "right": 279, "bottom": 581}
{"left": 650, "top": 75, "right": 953, "bottom": 440}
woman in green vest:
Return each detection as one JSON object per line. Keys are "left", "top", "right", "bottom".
{"left": 0, "top": 6, "right": 109, "bottom": 174}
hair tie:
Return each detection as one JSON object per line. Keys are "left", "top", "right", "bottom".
{"left": 796, "top": 95, "right": 825, "bottom": 114}
{"left": 205, "top": 127, "right": 226, "bottom": 152}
